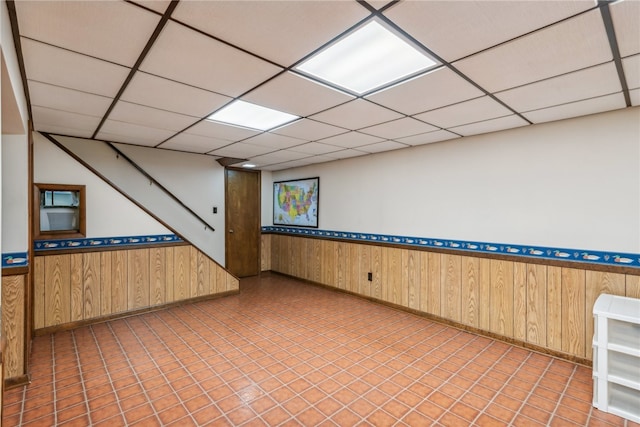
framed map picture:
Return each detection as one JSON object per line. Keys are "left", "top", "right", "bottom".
{"left": 273, "top": 177, "right": 319, "bottom": 228}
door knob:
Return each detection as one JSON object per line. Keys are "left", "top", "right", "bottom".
{"left": 229, "top": 229, "right": 234, "bottom": 233}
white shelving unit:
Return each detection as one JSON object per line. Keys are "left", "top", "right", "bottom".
{"left": 593, "top": 294, "right": 640, "bottom": 423}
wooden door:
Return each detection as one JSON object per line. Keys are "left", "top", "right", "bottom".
{"left": 225, "top": 168, "right": 260, "bottom": 277}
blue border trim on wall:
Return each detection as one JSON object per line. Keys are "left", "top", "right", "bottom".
{"left": 34, "top": 234, "right": 183, "bottom": 252}
{"left": 2, "top": 252, "right": 28, "bottom": 268}
{"left": 262, "top": 226, "right": 640, "bottom": 269}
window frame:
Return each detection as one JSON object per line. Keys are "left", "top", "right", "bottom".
{"left": 33, "top": 183, "right": 86, "bottom": 240}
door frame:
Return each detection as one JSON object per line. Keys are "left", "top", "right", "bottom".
{"left": 224, "top": 167, "right": 261, "bottom": 277}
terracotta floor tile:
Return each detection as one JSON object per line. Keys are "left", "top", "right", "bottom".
{"left": 4, "top": 274, "right": 629, "bottom": 427}
{"left": 332, "top": 387, "right": 358, "bottom": 405}
{"left": 123, "top": 403, "right": 155, "bottom": 424}
{"left": 227, "top": 405, "right": 257, "bottom": 425}
{"left": 315, "top": 397, "right": 343, "bottom": 417}
{"left": 367, "top": 409, "right": 397, "bottom": 427}
{"left": 21, "top": 403, "right": 54, "bottom": 424}
{"left": 158, "top": 405, "right": 188, "bottom": 425}
{"left": 415, "top": 399, "right": 446, "bottom": 420}
{"left": 56, "top": 403, "right": 88, "bottom": 424}
{"left": 331, "top": 407, "right": 361, "bottom": 425}
{"left": 485, "top": 403, "right": 516, "bottom": 423}
{"left": 261, "top": 406, "right": 291, "bottom": 425}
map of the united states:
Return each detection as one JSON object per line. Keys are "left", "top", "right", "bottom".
{"left": 274, "top": 180, "right": 318, "bottom": 226}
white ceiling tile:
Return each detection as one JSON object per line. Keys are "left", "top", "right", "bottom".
{"left": 172, "top": 1, "right": 370, "bottom": 67}
{"left": 242, "top": 72, "right": 354, "bottom": 117}
{"left": 262, "top": 158, "right": 316, "bottom": 171}
{"left": 630, "top": 88, "right": 640, "bottom": 106}
{"left": 250, "top": 150, "right": 310, "bottom": 165}
{"left": 15, "top": 1, "right": 160, "bottom": 67}
{"left": 32, "top": 106, "right": 101, "bottom": 137}
{"left": 623, "top": 55, "right": 640, "bottom": 90}
{"left": 319, "top": 131, "right": 385, "bottom": 149}
{"left": 495, "top": 62, "right": 622, "bottom": 112}
{"left": 186, "top": 120, "right": 260, "bottom": 142}
{"left": 210, "top": 142, "right": 274, "bottom": 158}
{"left": 28, "top": 81, "right": 112, "bottom": 118}
{"left": 523, "top": 93, "right": 626, "bottom": 124}
{"left": 241, "top": 133, "right": 306, "bottom": 150}
{"left": 21, "top": 38, "right": 130, "bottom": 97}
{"left": 448, "top": 115, "right": 528, "bottom": 137}
{"left": 395, "top": 129, "right": 460, "bottom": 146}
{"left": 260, "top": 164, "right": 288, "bottom": 171}
{"left": 302, "top": 155, "right": 342, "bottom": 165}
{"left": 109, "top": 101, "right": 199, "bottom": 132}
{"left": 357, "top": 141, "right": 408, "bottom": 154}
{"left": 96, "top": 120, "right": 177, "bottom": 146}
{"left": 288, "top": 142, "right": 345, "bottom": 156}
{"left": 455, "top": 10, "right": 612, "bottom": 92}
{"left": 610, "top": 0, "right": 640, "bottom": 57}
{"left": 384, "top": 1, "right": 593, "bottom": 62}
{"left": 325, "top": 149, "right": 369, "bottom": 160}
{"left": 414, "top": 96, "right": 512, "bottom": 129}
{"left": 366, "top": 68, "right": 484, "bottom": 115}
{"left": 121, "top": 72, "right": 233, "bottom": 118}
{"left": 359, "top": 117, "right": 438, "bottom": 139}
{"left": 310, "top": 99, "right": 403, "bottom": 130}
{"left": 140, "top": 21, "right": 283, "bottom": 96}
{"left": 32, "top": 124, "right": 94, "bottom": 139}
{"left": 271, "top": 119, "right": 347, "bottom": 141}
{"left": 159, "top": 133, "right": 230, "bottom": 154}
{"left": 129, "top": 1, "right": 171, "bottom": 14}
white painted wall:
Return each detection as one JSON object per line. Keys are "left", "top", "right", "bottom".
{"left": 114, "top": 143, "right": 225, "bottom": 262}
{"left": 48, "top": 135, "right": 224, "bottom": 263}
{"left": 1, "top": 0, "right": 30, "bottom": 256}
{"left": 1, "top": 135, "right": 28, "bottom": 253}
{"left": 34, "top": 133, "right": 170, "bottom": 238}
{"left": 270, "top": 107, "right": 640, "bottom": 253}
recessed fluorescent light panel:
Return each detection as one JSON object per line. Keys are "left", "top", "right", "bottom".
{"left": 207, "top": 100, "right": 299, "bottom": 131}
{"left": 296, "top": 20, "right": 439, "bottom": 95}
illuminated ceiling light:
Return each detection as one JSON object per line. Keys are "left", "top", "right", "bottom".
{"left": 242, "top": 163, "right": 257, "bottom": 168}
{"left": 296, "top": 20, "right": 439, "bottom": 95}
{"left": 207, "top": 100, "right": 299, "bottom": 131}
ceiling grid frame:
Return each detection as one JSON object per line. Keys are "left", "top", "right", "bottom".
{"left": 7, "top": 0, "right": 637, "bottom": 170}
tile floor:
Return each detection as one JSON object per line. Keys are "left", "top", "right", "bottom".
{"left": 3, "top": 273, "right": 635, "bottom": 426}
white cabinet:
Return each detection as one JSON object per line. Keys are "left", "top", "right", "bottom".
{"left": 593, "top": 294, "right": 640, "bottom": 423}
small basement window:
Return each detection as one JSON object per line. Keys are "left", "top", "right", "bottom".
{"left": 34, "top": 183, "right": 86, "bottom": 239}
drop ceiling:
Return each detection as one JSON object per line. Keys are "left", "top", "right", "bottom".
{"left": 11, "top": 0, "right": 639, "bottom": 171}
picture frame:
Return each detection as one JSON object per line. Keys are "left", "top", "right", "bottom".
{"left": 273, "top": 177, "right": 319, "bottom": 228}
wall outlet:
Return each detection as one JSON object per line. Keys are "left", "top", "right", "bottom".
{"left": 367, "top": 272, "right": 372, "bottom": 281}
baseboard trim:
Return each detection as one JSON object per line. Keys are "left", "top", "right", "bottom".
{"left": 5, "top": 374, "right": 30, "bottom": 390}
{"left": 34, "top": 290, "right": 239, "bottom": 336}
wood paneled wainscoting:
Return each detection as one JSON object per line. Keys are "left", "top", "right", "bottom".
{"left": 33, "top": 244, "right": 239, "bottom": 333}
{"left": 263, "top": 233, "right": 640, "bottom": 365}
{"left": 2, "top": 272, "right": 28, "bottom": 387}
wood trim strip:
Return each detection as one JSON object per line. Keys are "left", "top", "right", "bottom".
{"left": 4, "top": 0, "right": 33, "bottom": 122}
{"left": 262, "top": 232, "right": 640, "bottom": 276}
{"left": 2, "top": 268, "right": 29, "bottom": 277}
{"left": 599, "top": 1, "right": 632, "bottom": 107}
{"left": 33, "top": 289, "right": 239, "bottom": 337}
